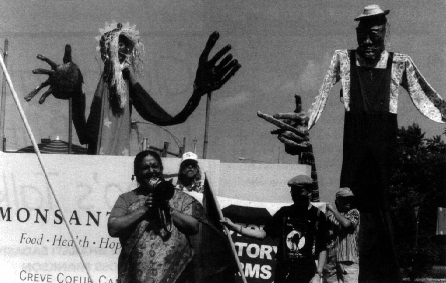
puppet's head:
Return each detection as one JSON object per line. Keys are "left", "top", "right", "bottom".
{"left": 96, "top": 21, "right": 144, "bottom": 108}
{"left": 354, "top": 5, "right": 390, "bottom": 64}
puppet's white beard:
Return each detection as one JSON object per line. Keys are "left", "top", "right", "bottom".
{"left": 110, "top": 43, "right": 128, "bottom": 109}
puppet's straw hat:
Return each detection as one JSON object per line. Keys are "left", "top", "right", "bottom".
{"left": 354, "top": 5, "right": 390, "bottom": 21}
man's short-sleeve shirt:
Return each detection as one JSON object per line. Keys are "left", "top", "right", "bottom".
{"left": 264, "top": 205, "right": 329, "bottom": 262}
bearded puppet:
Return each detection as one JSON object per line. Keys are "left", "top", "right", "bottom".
{"left": 26, "top": 22, "right": 241, "bottom": 155}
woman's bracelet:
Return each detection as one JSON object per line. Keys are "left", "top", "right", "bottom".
{"left": 239, "top": 226, "right": 243, "bottom": 233}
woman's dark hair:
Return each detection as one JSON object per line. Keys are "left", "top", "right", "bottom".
{"left": 133, "top": 150, "right": 163, "bottom": 176}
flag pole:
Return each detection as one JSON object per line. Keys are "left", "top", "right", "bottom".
{"left": 205, "top": 177, "right": 247, "bottom": 283}
{"left": 0, "top": 51, "right": 95, "bottom": 282}
{"left": 203, "top": 91, "right": 211, "bottom": 158}
{"left": 68, "top": 97, "right": 73, "bottom": 154}
{"left": 0, "top": 38, "right": 8, "bottom": 152}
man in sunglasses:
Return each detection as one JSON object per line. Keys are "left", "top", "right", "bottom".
{"left": 176, "top": 152, "right": 204, "bottom": 195}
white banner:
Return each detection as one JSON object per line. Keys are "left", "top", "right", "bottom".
{"left": 0, "top": 153, "right": 309, "bottom": 283}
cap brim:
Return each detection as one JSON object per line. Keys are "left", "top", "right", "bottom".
{"left": 290, "top": 184, "right": 313, "bottom": 191}
{"left": 181, "top": 159, "right": 198, "bottom": 165}
{"left": 354, "top": 10, "right": 390, "bottom": 21}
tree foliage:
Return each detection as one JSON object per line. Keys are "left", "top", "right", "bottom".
{"left": 390, "top": 123, "right": 446, "bottom": 276}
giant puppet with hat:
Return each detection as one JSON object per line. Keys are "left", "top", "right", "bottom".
{"left": 24, "top": 22, "right": 241, "bottom": 156}
{"left": 257, "top": 4, "right": 446, "bottom": 283}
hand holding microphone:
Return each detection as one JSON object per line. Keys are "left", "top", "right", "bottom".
{"left": 145, "top": 175, "right": 175, "bottom": 232}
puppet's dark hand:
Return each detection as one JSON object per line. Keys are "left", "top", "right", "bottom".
{"left": 25, "top": 44, "right": 83, "bottom": 104}
{"left": 193, "top": 31, "right": 241, "bottom": 96}
{"left": 257, "top": 94, "right": 312, "bottom": 155}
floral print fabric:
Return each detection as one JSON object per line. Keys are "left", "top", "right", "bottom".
{"left": 307, "top": 50, "right": 446, "bottom": 129}
{"left": 116, "top": 190, "right": 202, "bottom": 283}
{"left": 175, "top": 179, "right": 205, "bottom": 193}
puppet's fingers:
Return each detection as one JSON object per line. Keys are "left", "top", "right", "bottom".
{"left": 215, "top": 54, "right": 233, "bottom": 71}
{"left": 209, "top": 44, "right": 232, "bottom": 66}
{"left": 257, "top": 111, "right": 308, "bottom": 136}
{"left": 271, "top": 129, "right": 308, "bottom": 141}
{"left": 219, "top": 62, "right": 241, "bottom": 87}
{"left": 25, "top": 80, "right": 50, "bottom": 102}
{"left": 63, "top": 44, "right": 72, "bottom": 64}
{"left": 217, "top": 57, "right": 238, "bottom": 77}
{"left": 270, "top": 129, "right": 284, "bottom": 135}
{"left": 38, "top": 87, "right": 53, "bottom": 104}
{"left": 273, "top": 112, "right": 308, "bottom": 122}
{"left": 32, "top": 68, "right": 53, "bottom": 75}
{"left": 277, "top": 130, "right": 309, "bottom": 142}
{"left": 277, "top": 135, "right": 311, "bottom": 149}
{"left": 36, "top": 54, "right": 58, "bottom": 70}
{"left": 199, "top": 31, "right": 220, "bottom": 63}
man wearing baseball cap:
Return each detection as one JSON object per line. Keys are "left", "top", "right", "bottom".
{"left": 176, "top": 151, "right": 238, "bottom": 283}
{"left": 326, "top": 188, "right": 360, "bottom": 283}
{"left": 222, "top": 175, "right": 329, "bottom": 283}
{"left": 176, "top": 152, "right": 204, "bottom": 194}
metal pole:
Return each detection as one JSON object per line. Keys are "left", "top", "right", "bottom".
{"left": 203, "top": 92, "right": 212, "bottom": 158}
{"left": 162, "top": 141, "right": 169, "bottom": 157}
{"left": 142, "top": 137, "right": 148, "bottom": 151}
{"left": 179, "top": 137, "right": 186, "bottom": 156}
{"left": 0, "top": 39, "right": 8, "bottom": 152}
{"left": 193, "top": 137, "right": 197, "bottom": 154}
{"left": 68, "top": 97, "right": 72, "bottom": 154}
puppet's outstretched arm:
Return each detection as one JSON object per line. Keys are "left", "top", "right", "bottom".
{"left": 130, "top": 31, "right": 241, "bottom": 126}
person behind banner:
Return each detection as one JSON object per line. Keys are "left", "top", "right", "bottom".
{"left": 176, "top": 152, "right": 204, "bottom": 195}
{"left": 108, "top": 150, "right": 204, "bottom": 283}
{"left": 175, "top": 151, "right": 237, "bottom": 283}
{"left": 222, "top": 175, "right": 329, "bottom": 283}
{"left": 326, "top": 188, "right": 360, "bottom": 283}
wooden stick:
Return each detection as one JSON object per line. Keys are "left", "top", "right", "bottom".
{"left": 203, "top": 92, "right": 212, "bottom": 159}
{"left": 0, "top": 53, "right": 95, "bottom": 282}
{"left": 205, "top": 175, "right": 247, "bottom": 283}
{"left": 0, "top": 39, "right": 8, "bottom": 152}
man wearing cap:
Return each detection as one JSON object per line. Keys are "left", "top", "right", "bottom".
{"left": 222, "top": 175, "right": 329, "bottom": 283}
{"left": 326, "top": 188, "right": 360, "bottom": 283}
{"left": 176, "top": 152, "right": 204, "bottom": 195}
{"left": 175, "top": 151, "right": 238, "bottom": 283}
{"left": 267, "top": 4, "right": 446, "bottom": 282}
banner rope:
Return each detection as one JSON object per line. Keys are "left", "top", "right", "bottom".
{"left": 0, "top": 54, "right": 95, "bottom": 282}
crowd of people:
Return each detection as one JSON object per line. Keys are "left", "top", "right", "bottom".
{"left": 108, "top": 150, "right": 361, "bottom": 283}
{"left": 108, "top": 3, "right": 446, "bottom": 283}
{"left": 25, "top": 2, "right": 446, "bottom": 283}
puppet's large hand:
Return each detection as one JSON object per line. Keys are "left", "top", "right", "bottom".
{"left": 25, "top": 44, "right": 83, "bottom": 104}
{"left": 193, "top": 31, "right": 241, "bottom": 96}
{"left": 257, "top": 94, "right": 312, "bottom": 155}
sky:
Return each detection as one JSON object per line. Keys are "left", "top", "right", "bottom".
{"left": 0, "top": 0, "right": 445, "bottom": 202}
